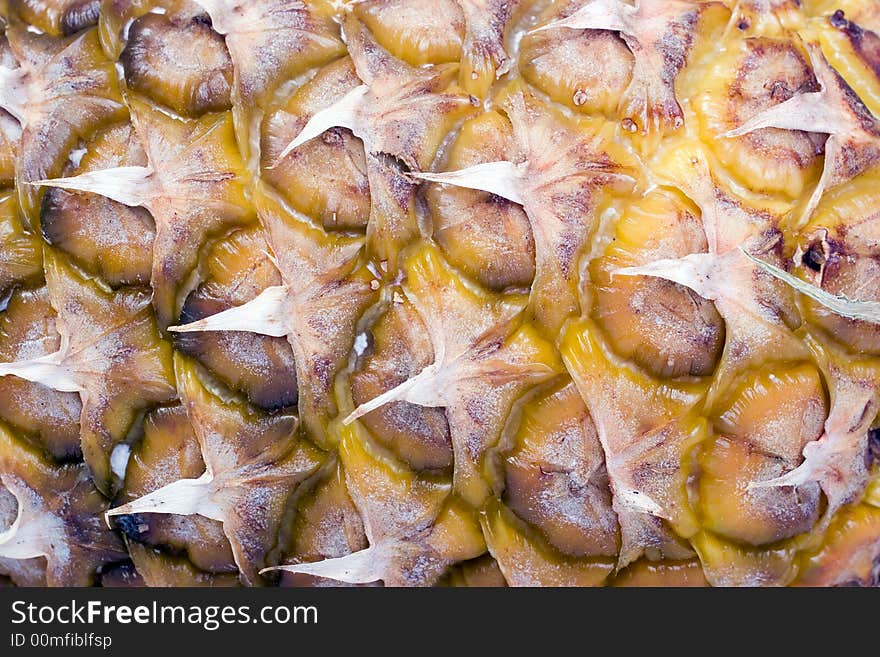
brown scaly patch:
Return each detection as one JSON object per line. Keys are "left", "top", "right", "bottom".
{"left": 364, "top": 153, "right": 420, "bottom": 273}
{"left": 352, "top": 0, "right": 465, "bottom": 66}
{"left": 0, "top": 107, "right": 19, "bottom": 189}
{"left": 731, "top": 338, "right": 880, "bottom": 536}
{"left": 279, "top": 462, "right": 368, "bottom": 588}
{"left": 503, "top": 380, "right": 620, "bottom": 559}
{"left": 269, "top": 15, "right": 475, "bottom": 272}
{"left": 119, "top": 10, "right": 234, "bottom": 117}
{"left": 796, "top": 503, "right": 880, "bottom": 587}
{"left": 533, "top": 0, "right": 714, "bottom": 133}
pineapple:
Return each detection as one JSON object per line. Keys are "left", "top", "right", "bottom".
{"left": 0, "top": 0, "right": 879, "bottom": 588}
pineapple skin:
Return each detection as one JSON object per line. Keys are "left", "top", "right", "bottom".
{"left": 0, "top": 0, "right": 878, "bottom": 588}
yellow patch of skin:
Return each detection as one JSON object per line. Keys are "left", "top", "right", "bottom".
{"left": 612, "top": 559, "right": 708, "bottom": 587}
{"left": 520, "top": 19, "right": 633, "bottom": 120}
{"left": 806, "top": 19, "right": 880, "bottom": 119}
{"left": 691, "top": 530, "right": 799, "bottom": 587}
{"left": 0, "top": 193, "right": 41, "bottom": 293}
{"left": 865, "top": 477, "right": 880, "bottom": 508}
{"left": 440, "top": 554, "right": 507, "bottom": 586}
{"left": 125, "top": 541, "right": 241, "bottom": 588}
{"left": 480, "top": 500, "right": 615, "bottom": 587}
{"left": 794, "top": 503, "right": 880, "bottom": 586}
{"left": 353, "top": 0, "right": 464, "bottom": 67}
{"left": 692, "top": 36, "right": 824, "bottom": 200}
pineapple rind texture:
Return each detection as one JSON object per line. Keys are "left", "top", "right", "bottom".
{"left": 0, "top": 0, "right": 878, "bottom": 588}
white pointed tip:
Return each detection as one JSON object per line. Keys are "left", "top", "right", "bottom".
{"left": 613, "top": 253, "right": 718, "bottom": 299}
{"left": 412, "top": 161, "right": 524, "bottom": 205}
{"left": 262, "top": 546, "right": 385, "bottom": 584}
{"left": 720, "top": 114, "right": 772, "bottom": 139}
{"left": 341, "top": 406, "right": 368, "bottom": 426}
{"left": 105, "top": 475, "right": 213, "bottom": 520}
{"left": 342, "top": 390, "right": 397, "bottom": 425}
{"left": 343, "top": 364, "right": 442, "bottom": 425}
{"left": 720, "top": 92, "right": 835, "bottom": 140}
{"left": 26, "top": 166, "right": 153, "bottom": 207}
{"left": 273, "top": 134, "right": 312, "bottom": 166}
{"left": 169, "top": 286, "right": 290, "bottom": 337}
{"left": 612, "top": 265, "right": 643, "bottom": 279}
{"left": 0, "top": 356, "right": 80, "bottom": 393}
{"left": 616, "top": 488, "right": 668, "bottom": 519}
{"left": 167, "top": 322, "right": 205, "bottom": 334}
{"left": 273, "top": 86, "right": 367, "bottom": 165}
{"left": 0, "top": 522, "right": 46, "bottom": 561}
{"left": 747, "top": 468, "right": 809, "bottom": 490}
{"left": 612, "top": 259, "right": 678, "bottom": 279}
